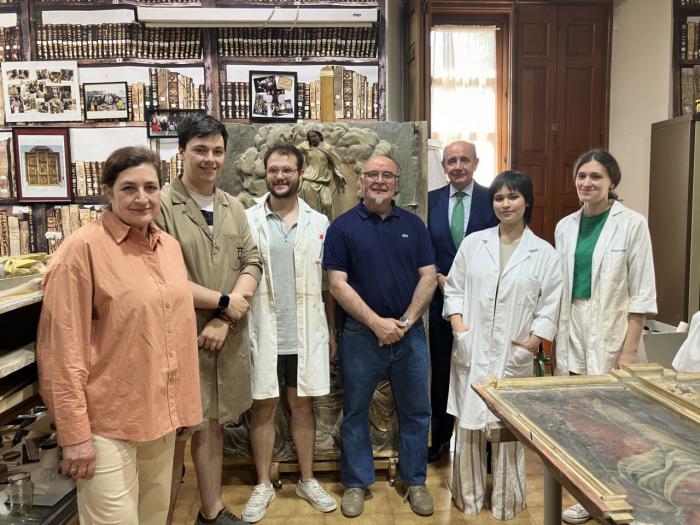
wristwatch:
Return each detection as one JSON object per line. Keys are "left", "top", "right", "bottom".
{"left": 214, "top": 293, "right": 230, "bottom": 317}
{"left": 399, "top": 315, "right": 412, "bottom": 329}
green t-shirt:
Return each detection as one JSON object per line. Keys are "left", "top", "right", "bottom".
{"left": 572, "top": 208, "right": 611, "bottom": 299}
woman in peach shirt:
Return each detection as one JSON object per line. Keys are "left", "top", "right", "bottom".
{"left": 37, "top": 146, "right": 202, "bottom": 525}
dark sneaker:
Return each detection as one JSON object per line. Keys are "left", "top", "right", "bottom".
{"left": 194, "top": 507, "right": 250, "bottom": 524}
{"left": 404, "top": 484, "right": 433, "bottom": 516}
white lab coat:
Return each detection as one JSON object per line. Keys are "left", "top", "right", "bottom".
{"left": 246, "top": 195, "right": 330, "bottom": 399}
{"left": 554, "top": 201, "right": 657, "bottom": 376}
{"left": 443, "top": 226, "right": 563, "bottom": 430}
{"left": 672, "top": 311, "right": 700, "bottom": 372}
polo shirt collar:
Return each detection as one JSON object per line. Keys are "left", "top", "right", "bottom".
{"left": 357, "top": 200, "right": 400, "bottom": 220}
{"left": 102, "top": 209, "right": 162, "bottom": 248}
{"left": 450, "top": 180, "right": 474, "bottom": 198}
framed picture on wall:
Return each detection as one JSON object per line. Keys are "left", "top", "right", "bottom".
{"left": 249, "top": 71, "right": 298, "bottom": 123}
{"left": 12, "top": 127, "right": 72, "bottom": 202}
{"left": 2, "top": 61, "right": 81, "bottom": 123}
{"left": 83, "top": 82, "right": 129, "bottom": 121}
{"left": 146, "top": 109, "right": 205, "bottom": 138}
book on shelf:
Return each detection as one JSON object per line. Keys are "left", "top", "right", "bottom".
{"left": 35, "top": 23, "right": 202, "bottom": 61}
{"left": 0, "top": 207, "right": 35, "bottom": 257}
{"left": 43, "top": 204, "right": 103, "bottom": 255}
{"left": 0, "top": 26, "right": 21, "bottom": 62}
{"left": 0, "top": 139, "right": 16, "bottom": 200}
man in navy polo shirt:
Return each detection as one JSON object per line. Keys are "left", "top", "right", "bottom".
{"left": 324, "top": 155, "right": 437, "bottom": 518}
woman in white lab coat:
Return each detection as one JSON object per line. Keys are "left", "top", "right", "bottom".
{"left": 443, "top": 171, "right": 562, "bottom": 520}
{"left": 555, "top": 149, "right": 657, "bottom": 525}
{"left": 554, "top": 149, "right": 657, "bottom": 377}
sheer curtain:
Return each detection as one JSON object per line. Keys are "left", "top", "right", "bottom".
{"left": 430, "top": 25, "right": 498, "bottom": 186}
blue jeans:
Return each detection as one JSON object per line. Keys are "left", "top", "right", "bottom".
{"left": 339, "top": 317, "right": 431, "bottom": 487}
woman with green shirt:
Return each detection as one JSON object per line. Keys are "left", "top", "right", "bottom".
{"left": 554, "top": 149, "right": 658, "bottom": 524}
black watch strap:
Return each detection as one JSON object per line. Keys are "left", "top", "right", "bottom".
{"left": 214, "top": 293, "right": 230, "bottom": 317}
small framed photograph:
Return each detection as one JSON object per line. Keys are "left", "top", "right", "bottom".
{"left": 83, "top": 82, "right": 129, "bottom": 121}
{"left": 2, "top": 61, "right": 81, "bottom": 123}
{"left": 249, "top": 71, "right": 297, "bottom": 123}
{"left": 12, "top": 127, "right": 72, "bottom": 202}
{"left": 146, "top": 109, "right": 205, "bottom": 138}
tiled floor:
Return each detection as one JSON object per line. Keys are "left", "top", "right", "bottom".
{"left": 170, "top": 444, "right": 578, "bottom": 524}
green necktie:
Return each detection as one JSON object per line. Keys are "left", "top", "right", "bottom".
{"left": 451, "top": 191, "right": 466, "bottom": 248}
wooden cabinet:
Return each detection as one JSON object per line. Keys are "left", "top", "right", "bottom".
{"left": 513, "top": 2, "right": 610, "bottom": 242}
{"left": 0, "top": 276, "right": 42, "bottom": 426}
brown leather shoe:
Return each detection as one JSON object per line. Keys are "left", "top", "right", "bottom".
{"left": 341, "top": 487, "right": 366, "bottom": 518}
{"left": 405, "top": 485, "right": 433, "bottom": 516}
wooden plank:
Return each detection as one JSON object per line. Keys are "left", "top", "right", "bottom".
{"left": 0, "top": 342, "right": 35, "bottom": 380}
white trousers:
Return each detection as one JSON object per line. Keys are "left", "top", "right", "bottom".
{"left": 77, "top": 432, "right": 175, "bottom": 525}
{"left": 451, "top": 427, "right": 526, "bottom": 520}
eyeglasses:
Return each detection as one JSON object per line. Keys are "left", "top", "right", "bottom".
{"left": 266, "top": 167, "right": 298, "bottom": 177}
{"left": 362, "top": 171, "right": 399, "bottom": 182}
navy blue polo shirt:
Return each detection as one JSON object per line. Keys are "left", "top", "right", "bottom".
{"left": 323, "top": 202, "right": 435, "bottom": 319}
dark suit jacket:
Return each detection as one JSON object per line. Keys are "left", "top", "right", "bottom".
{"left": 427, "top": 182, "right": 498, "bottom": 321}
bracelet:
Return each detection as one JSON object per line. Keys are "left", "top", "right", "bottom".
{"left": 217, "top": 315, "right": 237, "bottom": 330}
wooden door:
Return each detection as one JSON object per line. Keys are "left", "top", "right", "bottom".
{"left": 405, "top": 0, "right": 429, "bottom": 122}
{"left": 514, "top": 3, "right": 610, "bottom": 241}
{"left": 513, "top": 5, "right": 558, "bottom": 238}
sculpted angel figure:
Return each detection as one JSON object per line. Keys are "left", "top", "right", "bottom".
{"left": 298, "top": 129, "right": 346, "bottom": 219}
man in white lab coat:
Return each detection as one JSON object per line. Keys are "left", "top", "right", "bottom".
{"left": 242, "top": 144, "right": 337, "bottom": 523}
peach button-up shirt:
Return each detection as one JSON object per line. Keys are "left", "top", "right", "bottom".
{"left": 37, "top": 211, "right": 202, "bottom": 446}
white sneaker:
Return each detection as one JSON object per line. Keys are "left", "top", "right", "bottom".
{"left": 242, "top": 483, "right": 275, "bottom": 523}
{"left": 562, "top": 503, "right": 591, "bottom": 524}
{"left": 295, "top": 478, "right": 337, "bottom": 513}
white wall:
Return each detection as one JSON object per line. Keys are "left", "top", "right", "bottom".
{"left": 609, "top": 0, "right": 673, "bottom": 217}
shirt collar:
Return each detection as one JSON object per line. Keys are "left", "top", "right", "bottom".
{"left": 102, "top": 209, "right": 162, "bottom": 248}
{"left": 450, "top": 180, "right": 474, "bottom": 198}
{"left": 357, "top": 200, "right": 399, "bottom": 220}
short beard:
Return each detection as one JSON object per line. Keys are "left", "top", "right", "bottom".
{"left": 373, "top": 195, "right": 386, "bottom": 206}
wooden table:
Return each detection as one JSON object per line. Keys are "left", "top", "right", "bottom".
{"left": 473, "top": 364, "right": 700, "bottom": 525}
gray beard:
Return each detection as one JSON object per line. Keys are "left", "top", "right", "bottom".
{"left": 373, "top": 196, "right": 386, "bottom": 206}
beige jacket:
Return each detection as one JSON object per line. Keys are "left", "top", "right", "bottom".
{"left": 156, "top": 177, "right": 263, "bottom": 423}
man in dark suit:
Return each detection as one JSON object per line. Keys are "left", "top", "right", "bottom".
{"left": 426, "top": 140, "right": 497, "bottom": 462}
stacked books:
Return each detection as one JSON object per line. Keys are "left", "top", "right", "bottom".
{"left": 35, "top": 23, "right": 202, "bottom": 60}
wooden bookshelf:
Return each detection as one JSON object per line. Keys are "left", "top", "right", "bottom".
{"left": 1, "top": 0, "right": 385, "bottom": 254}
{"left": 77, "top": 58, "right": 205, "bottom": 67}
{"left": 675, "top": 0, "right": 700, "bottom": 115}
{"left": 219, "top": 56, "right": 379, "bottom": 66}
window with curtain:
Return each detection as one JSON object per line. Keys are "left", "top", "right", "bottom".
{"left": 430, "top": 25, "right": 498, "bottom": 186}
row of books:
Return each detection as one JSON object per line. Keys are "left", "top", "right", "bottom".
{"left": 217, "top": 26, "right": 377, "bottom": 59}
{"left": 45, "top": 205, "right": 103, "bottom": 254}
{"left": 0, "top": 26, "right": 21, "bottom": 62}
{"left": 148, "top": 68, "right": 205, "bottom": 113}
{"left": 35, "top": 24, "right": 203, "bottom": 60}
{"left": 680, "top": 20, "right": 700, "bottom": 61}
{"left": 218, "top": 73, "right": 378, "bottom": 121}
{"left": 71, "top": 155, "right": 182, "bottom": 199}
{"left": 0, "top": 208, "right": 36, "bottom": 257}
{"left": 0, "top": 139, "right": 16, "bottom": 200}
{"left": 681, "top": 0, "right": 700, "bottom": 5}
{"left": 680, "top": 65, "right": 700, "bottom": 115}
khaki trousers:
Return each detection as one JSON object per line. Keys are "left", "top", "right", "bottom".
{"left": 451, "top": 427, "right": 526, "bottom": 520}
{"left": 77, "top": 432, "right": 175, "bottom": 525}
